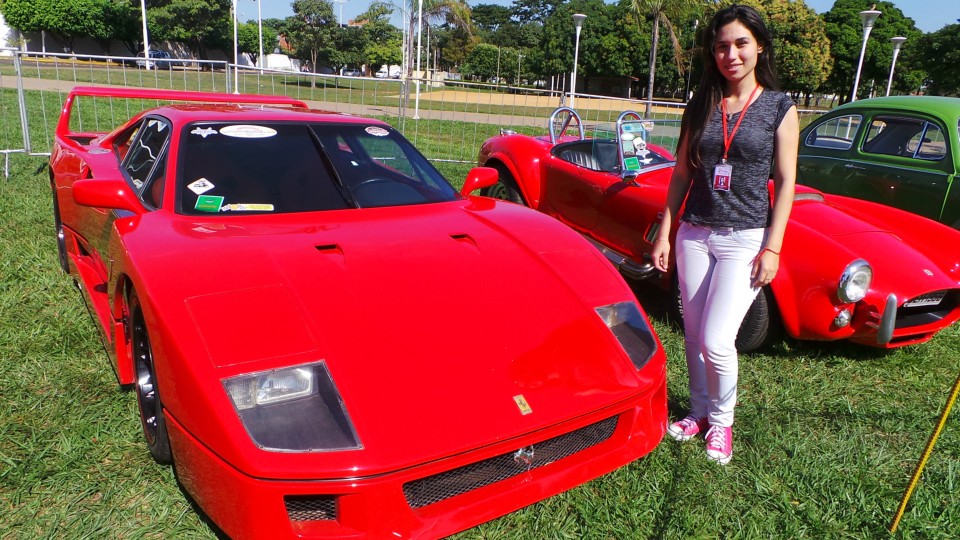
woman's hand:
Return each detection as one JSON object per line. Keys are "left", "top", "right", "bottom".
{"left": 652, "top": 238, "right": 671, "bottom": 272}
{"left": 751, "top": 248, "right": 779, "bottom": 288}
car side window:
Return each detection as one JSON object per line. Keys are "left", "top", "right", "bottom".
{"left": 914, "top": 123, "right": 946, "bottom": 160}
{"left": 861, "top": 116, "right": 932, "bottom": 159}
{"left": 122, "top": 117, "right": 171, "bottom": 201}
{"left": 804, "top": 114, "right": 861, "bottom": 150}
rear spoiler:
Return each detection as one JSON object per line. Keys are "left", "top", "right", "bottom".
{"left": 56, "top": 86, "right": 309, "bottom": 138}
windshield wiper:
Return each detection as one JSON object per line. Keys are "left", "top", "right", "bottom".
{"left": 307, "top": 126, "right": 359, "bottom": 208}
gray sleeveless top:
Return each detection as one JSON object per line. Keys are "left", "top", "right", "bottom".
{"left": 681, "top": 90, "right": 794, "bottom": 229}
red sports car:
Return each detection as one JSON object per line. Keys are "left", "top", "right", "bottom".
{"left": 475, "top": 107, "right": 960, "bottom": 351}
{"left": 51, "top": 87, "right": 667, "bottom": 539}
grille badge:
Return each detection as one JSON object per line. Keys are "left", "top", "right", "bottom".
{"left": 513, "top": 446, "right": 535, "bottom": 469}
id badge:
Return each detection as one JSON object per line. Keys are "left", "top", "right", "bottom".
{"left": 713, "top": 163, "right": 732, "bottom": 191}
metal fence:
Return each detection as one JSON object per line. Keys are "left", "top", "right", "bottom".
{"left": 0, "top": 49, "right": 824, "bottom": 179}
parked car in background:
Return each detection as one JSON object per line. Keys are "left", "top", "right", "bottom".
{"left": 375, "top": 68, "right": 388, "bottom": 78}
{"left": 135, "top": 50, "right": 182, "bottom": 70}
{"left": 50, "top": 87, "right": 667, "bottom": 540}
{"left": 798, "top": 96, "right": 960, "bottom": 229}
{"left": 341, "top": 67, "right": 360, "bottom": 77}
{"left": 475, "top": 107, "right": 960, "bottom": 352}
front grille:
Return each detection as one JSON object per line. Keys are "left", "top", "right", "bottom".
{"left": 285, "top": 495, "right": 336, "bottom": 521}
{"left": 403, "top": 415, "right": 618, "bottom": 509}
{"left": 896, "top": 289, "right": 959, "bottom": 329}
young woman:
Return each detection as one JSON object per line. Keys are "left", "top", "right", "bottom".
{"left": 650, "top": 5, "right": 799, "bottom": 465}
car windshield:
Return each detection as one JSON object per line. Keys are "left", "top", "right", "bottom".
{"left": 177, "top": 121, "right": 457, "bottom": 215}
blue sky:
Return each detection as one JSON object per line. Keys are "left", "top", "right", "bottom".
{"left": 238, "top": 0, "right": 959, "bottom": 34}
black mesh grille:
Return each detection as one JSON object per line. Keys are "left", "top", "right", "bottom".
{"left": 285, "top": 495, "right": 336, "bottom": 521}
{"left": 403, "top": 416, "right": 618, "bottom": 509}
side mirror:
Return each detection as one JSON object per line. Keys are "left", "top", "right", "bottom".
{"left": 621, "top": 171, "right": 640, "bottom": 186}
{"left": 71, "top": 178, "right": 145, "bottom": 214}
{"left": 459, "top": 166, "right": 499, "bottom": 196}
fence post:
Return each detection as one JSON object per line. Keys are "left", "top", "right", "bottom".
{"left": 14, "top": 51, "right": 32, "bottom": 155}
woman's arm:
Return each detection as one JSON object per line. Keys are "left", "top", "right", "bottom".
{"left": 752, "top": 103, "right": 799, "bottom": 287}
{"left": 651, "top": 132, "right": 694, "bottom": 273}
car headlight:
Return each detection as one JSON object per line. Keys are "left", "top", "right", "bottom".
{"left": 595, "top": 302, "right": 659, "bottom": 370}
{"left": 838, "top": 259, "right": 872, "bottom": 303}
{"left": 223, "top": 361, "right": 361, "bottom": 452}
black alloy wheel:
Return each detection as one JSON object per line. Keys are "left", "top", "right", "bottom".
{"left": 129, "top": 291, "right": 173, "bottom": 464}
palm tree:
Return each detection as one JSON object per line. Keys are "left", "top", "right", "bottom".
{"left": 402, "top": 0, "right": 473, "bottom": 76}
{"left": 631, "top": 0, "right": 702, "bottom": 116}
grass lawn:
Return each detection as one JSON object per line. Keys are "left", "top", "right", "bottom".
{"left": 0, "top": 92, "right": 958, "bottom": 539}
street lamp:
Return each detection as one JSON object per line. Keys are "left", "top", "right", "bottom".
{"left": 517, "top": 52, "right": 523, "bottom": 85}
{"left": 257, "top": 0, "right": 263, "bottom": 68}
{"left": 140, "top": 0, "right": 150, "bottom": 71}
{"left": 851, "top": 7, "right": 881, "bottom": 102}
{"left": 414, "top": 0, "right": 423, "bottom": 120}
{"left": 886, "top": 36, "right": 907, "bottom": 96}
{"left": 232, "top": 0, "right": 238, "bottom": 92}
{"left": 570, "top": 13, "right": 586, "bottom": 109}
{"left": 334, "top": 0, "right": 348, "bottom": 26}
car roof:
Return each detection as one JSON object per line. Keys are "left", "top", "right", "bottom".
{"left": 833, "top": 95, "right": 960, "bottom": 118}
{"left": 145, "top": 103, "right": 390, "bottom": 126}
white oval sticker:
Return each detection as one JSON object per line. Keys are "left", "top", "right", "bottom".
{"left": 220, "top": 125, "right": 278, "bottom": 138}
{"left": 365, "top": 126, "right": 389, "bottom": 137}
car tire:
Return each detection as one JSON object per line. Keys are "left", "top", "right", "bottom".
{"left": 736, "top": 287, "right": 780, "bottom": 352}
{"left": 51, "top": 185, "right": 70, "bottom": 274}
{"left": 482, "top": 164, "right": 526, "bottom": 205}
{"left": 671, "top": 279, "right": 779, "bottom": 353}
{"left": 129, "top": 290, "right": 173, "bottom": 464}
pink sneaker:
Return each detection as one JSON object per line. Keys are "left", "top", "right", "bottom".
{"left": 667, "top": 415, "right": 708, "bottom": 442}
{"left": 705, "top": 425, "right": 733, "bottom": 465}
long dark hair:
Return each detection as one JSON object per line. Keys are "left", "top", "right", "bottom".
{"left": 683, "top": 4, "right": 779, "bottom": 171}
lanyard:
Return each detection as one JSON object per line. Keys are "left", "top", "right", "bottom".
{"left": 720, "top": 85, "right": 761, "bottom": 163}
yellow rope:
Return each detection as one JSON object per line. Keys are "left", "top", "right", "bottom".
{"left": 889, "top": 370, "right": 960, "bottom": 533}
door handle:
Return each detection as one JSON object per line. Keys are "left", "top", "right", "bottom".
{"left": 844, "top": 163, "right": 866, "bottom": 170}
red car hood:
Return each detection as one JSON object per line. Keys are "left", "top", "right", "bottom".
{"left": 125, "top": 199, "right": 651, "bottom": 477}
{"left": 790, "top": 192, "right": 960, "bottom": 290}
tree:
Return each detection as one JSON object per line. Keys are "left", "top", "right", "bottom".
{"left": 760, "top": 0, "right": 832, "bottom": 105}
{"left": 462, "top": 42, "right": 506, "bottom": 81}
{"left": 630, "top": 0, "right": 701, "bottom": 115}
{"left": 0, "top": 0, "right": 124, "bottom": 54}
{"left": 356, "top": 2, "right": 402, "bottom": 70}
{"left": 148, "top": 0, "right": 231, "bottom": 62}
{"left": 538, "top": 0, "right": 628, "bottom": 94}
{"left": 286, "top": 0, "right": 337, "bottom": 77}
{"left": 238, "top": 21, "right": 278, "bottom": 65}
{"left": 472, "top": 4, "right": 512, "bottom": 33}
{"left": 914, "top": 22, "right": 960, "bottom": 96}
{"left": 511, "top": 0, "right": 562, "bottom": 25}
{"left": 822, "top": 0, "right": 924, "bottom": 103}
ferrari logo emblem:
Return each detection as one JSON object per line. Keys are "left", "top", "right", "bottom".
{"left": 513, "top": 394, "right": 532, "bottom": 415}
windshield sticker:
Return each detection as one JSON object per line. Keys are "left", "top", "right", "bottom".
{"left": 365, "top": 126, "right": 389, "bottom": 137}
{"left": 191, "top": 126, "right": 218, "bottom": 138}
{"left": 220, "top": 125, "right": 278, "bottom": 138}
{"left": 623, "top": 156, "right": 641, "bottom": 171}
{"left": 195, "top": 195, "right": 225, "bottom": 212}
{"left": 187, "top": 178, "right": 215, "bottom": 195}
{"left": 221, "top": 203, "right": 275, "bottom": 212}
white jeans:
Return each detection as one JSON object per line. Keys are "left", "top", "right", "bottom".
{"left": 675, "top": 222, "right": 766, "bottom": 428}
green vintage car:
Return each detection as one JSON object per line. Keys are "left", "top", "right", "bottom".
{"left": 798, "top": 96, "right": 960, "bottom": 229}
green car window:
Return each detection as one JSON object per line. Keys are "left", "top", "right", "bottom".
{"left": 805, "top": 114, "right": 861, "bottom": 150}
{"left": 862, "top": 116, "right": 944, "bottom": 161}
